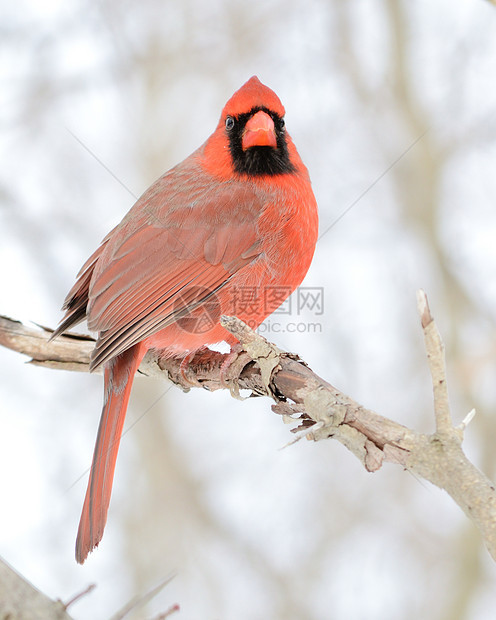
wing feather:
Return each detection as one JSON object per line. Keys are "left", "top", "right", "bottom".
{"left": 90, "top": 267, "right": 231, "bottom": 369}
{"left": 84, "top": 180, "right": 264, "bottom": 369}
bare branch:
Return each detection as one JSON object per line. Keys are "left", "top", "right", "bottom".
{"left": 1, "top": 295, "right": 495, "bottom": 561}
{"left": 109, "top": 575, "right": 176, "bottom": 620}
{"left": 0, "top": 556, "right": 74, "bottom": 620}
{"left": 147, "top": 604, "right": 181, "bottom": 620}
{"left": 62, "top": 584, "right": 96, "bottom": 611}
{"left": 417, "top": 289, "right": 452, "bottom": 434}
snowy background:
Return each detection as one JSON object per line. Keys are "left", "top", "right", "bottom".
{"left": 1, "top": 1, "right": 496, "bottom": 618}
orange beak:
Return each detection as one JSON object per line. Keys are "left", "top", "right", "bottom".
{"left": 241, "top": 110, "right": 277, "bottom": 150}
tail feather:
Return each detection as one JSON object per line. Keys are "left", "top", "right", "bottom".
{"left": 75, "top": 343, "right": 146, "bottom": 564}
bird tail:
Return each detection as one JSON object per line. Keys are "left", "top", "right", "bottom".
{"left": 75, "top": 343, "right": 146, "bottom": 564}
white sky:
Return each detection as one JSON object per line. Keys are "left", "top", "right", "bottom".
{"left": 1, "top": 1, "right": 496, "bottom": 618}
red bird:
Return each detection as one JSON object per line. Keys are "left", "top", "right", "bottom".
{"left": 53, "top": 76, "right": 319, "bottom": 563}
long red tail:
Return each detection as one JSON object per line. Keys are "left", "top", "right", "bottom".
{"left": 75, "top": 343, "right": 146, "bottom": 564}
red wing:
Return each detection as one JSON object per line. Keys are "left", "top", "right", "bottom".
{"left": 50, "top": 232, "right": 114, "bottom": 340}
{"left": 87, "top": 188, "right": 262, "bottom": 369}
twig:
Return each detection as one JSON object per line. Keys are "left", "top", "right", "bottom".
{"left": 417, "top": 289, "right": 452, "bottom": 434}
{"left": 63, "top": 583, "right": 96, "bottom": 610}
{"left": 148, "top": 604, "right": 180, "bottom": 619}
{"left": 109, "top": 575, "right": 176, "bottom": 620}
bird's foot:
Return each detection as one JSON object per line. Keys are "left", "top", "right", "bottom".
{"left": 179, "top": 347, "right": 208, "bottom": 387}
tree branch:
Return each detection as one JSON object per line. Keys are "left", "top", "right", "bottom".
{"left": 0, "top": 556, "right": 74, "bottom": 619}
{"left": 417, "top": 289, "right": 452, "bottom": 435}
{"left": 1, "top": 291, "right": 495, "bottom": 560}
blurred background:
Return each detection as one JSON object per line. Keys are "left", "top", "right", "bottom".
{"left": 1, "top": 1, "right": 496, "bottom": 618}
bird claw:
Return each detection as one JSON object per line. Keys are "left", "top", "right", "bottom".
{"left": 179, "top": 348, "right": 207, "bottom": 388}
{"left": 219, "top": 318, "right": 284, "bottom": 401}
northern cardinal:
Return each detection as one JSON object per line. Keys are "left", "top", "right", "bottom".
{"left": 53, "top": 76, "right": 318, "bottom": 563}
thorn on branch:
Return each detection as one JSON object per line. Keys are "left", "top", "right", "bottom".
{"left": 416, "top": 288, "right": 433, "bottom": 329}
{"left": 279, "top": 421, "right": 325, "bottom": 449}
{"left": 148, "top": 603, "right": 181, "bottom": 619}
{"left": 456, "top": 408, "right": 476, "bottom": 435}
{"left": 62, "top": 583, "right": 96, "bottom": 609}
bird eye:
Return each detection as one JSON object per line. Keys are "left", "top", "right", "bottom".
{"left": 225, "top": 116, "right": 235, "bottom": 130}
{"left": 279, "top": 117, "right": 286, "bottom": 131}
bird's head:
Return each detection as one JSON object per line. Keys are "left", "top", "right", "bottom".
{"left": 203, "top": 76, "right": 298, "bottom": 179}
